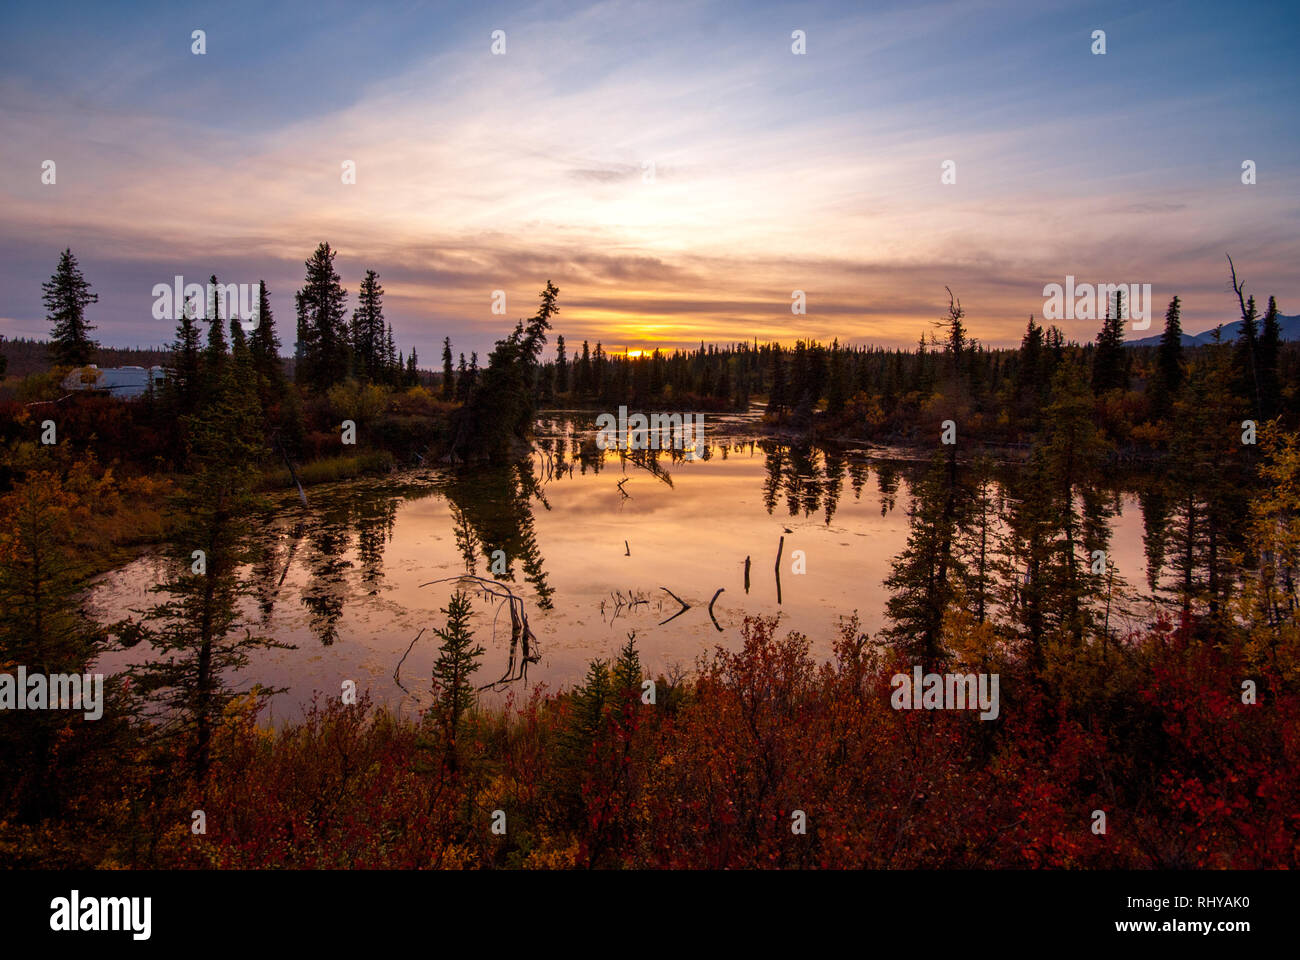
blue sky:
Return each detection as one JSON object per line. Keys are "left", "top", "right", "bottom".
{"left": 2, "top": 0, "right": 1297, "bottom": 360}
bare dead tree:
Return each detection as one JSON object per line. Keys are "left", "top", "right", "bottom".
{"left": 420, "top": 575, "right": 540, "bottom": 689}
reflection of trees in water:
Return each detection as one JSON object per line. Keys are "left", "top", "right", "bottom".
{"left": 300, "top": 509, "right": 354, "bottom": 647}
{"left": 822, "top": 448, "right": 847, "bottom": 525}
{"left": 356, "top": 496, "right": 398, "bottom": 588}
{"left": 247, "top": 491, "right": 398, "bottom": 646}
{"left": 848, "top": 457, "right": 869, "bottom": 501}
{"left": 439, "top": 460, "right": 555, "bottom": 610}
{"left": 1139, "top": 486, "right": 1171, "bottom": 592}
{"left": 759, "top": 440, "right": 874, "bottom": 523}
{"left": 875, "top": 463, "right": 900, "bottom": 516}
{"left": 297, "top": 495, "right": 399, "bottom": 645}
{"left": 251, "top": 527, "right": 288, "bottom": 624}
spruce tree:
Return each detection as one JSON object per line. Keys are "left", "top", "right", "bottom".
{"left": 42, "top": 248, "right": 98, "bottom": 367}
{"left": 560, "top": 659, "right": 611, "bottom": 770}
{"left": 1233, "top": 294, "right": 1262, "bottom": 418}
{"left": 1015, "top": 315, "right": 1045, "bottom": 425}
{"left": 1151, "top": 295, "right": 1185, "bottom": 420}
{"left": 611, "top": 633, "right": 643, "bottom": 699}
{"left": 1040, "top": 361, "right": 1110, "bottom": 643}
{"left": 249, "top": 280, "right": 285, "bottom": 407}
{"left": 578, "top": 340, "right": 592, "bottom": 395}
{"left": 168, "top": 296, "right": 203, "bottom": 420}
{"left": 1091, "top": 292, "right": 1129, "bottom": 394}
{"left": 882, "top": 447, "right": 968, "bottom": 666}
{"left": 350, "top": 269, "right": 384, "bottom": 381}
{"left": 430, "top": 590, "right": 484, "bottom": 769}
{"left": 441, "top": 337, "right": 454, "bottom": 400}
{"left": 383, "top": 325, "right": 397, "bottom": 384}
{"left": 767, "top": 345, "right": 787, "bottom": 416}
{"left": 1259, "top": 296, "right": 1282, "bottom": 419}
{"left": 294, "top": 242, "right": 349, "bottom": 388}
{"left": 555, "top": 334, "right": 568, "bottom": 394}
{"left": 455, "top": 354, "right": 469, "bottom": 402}
{"left": 0, "top": 451, "right": 107, "bottom": 820}
{"left": 202, "top": 274, "right": 228, "bottom": 395}
{"left": 522, "top": 280, "right": 559, "bottom": 365}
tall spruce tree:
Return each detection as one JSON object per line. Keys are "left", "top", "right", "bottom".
{"left": 202, "top": 274, "right": 228, "bottom": 395}
{"left": 1259, "top": 295, "right": 1282, "bottom": 419}
{"left": 294, "top": 242, "right": 349, "bottom": 388}
{"left": 167, "top": 294, "right": 203, "bottom": 420}
{"left": 1150, "top": 295, "right": 1185, "bottom": 420}
{"left": 1015, "top": 315, "right": 1046, "bottom": 423}
{"left": 42, "top": 248, "right": 99, "bottom": 367}
{"left": 441, "top": 337, "right": 455, "bottom": 400}
{"left": 1091, "top": 291, "right": 1129, "bottom": 394}
{"left": 554, "top": 334, "right": 568, "bottom": 394}
{"left": 350, "top": 269, "right": 385, "bottom": 381}
{"left": 249, "top": 280, "right": 285, "bottom": 407}
{"left": 522, "top": 280, "right": 559, "bottom": 365}
{"left": 882, "top": 446, "right": 968, "bottom": 666}
{"left": 1234, "top": 294, "right": 1262, "bottom": 419}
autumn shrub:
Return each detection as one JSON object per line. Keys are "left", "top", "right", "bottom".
{"left": 3, "top": 611, "right": 1297, "bottom": 869}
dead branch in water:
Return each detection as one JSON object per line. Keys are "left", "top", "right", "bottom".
{"left": 708, "top": 588, "right": 724, "bottom": 632}
{"left": 420, "top": 575, "right": 540, "bottom": 690}
{"left": 392, "top": 627, "right": 426, "bottom": 694}
{"left": 659, "top": 586, "right": 691, "bottom": 625}
{"left": 775, "top": 535, "right": 785, "bottom": 605}
{"left": 603, "top": 587, "right": 649, "bottom": 624}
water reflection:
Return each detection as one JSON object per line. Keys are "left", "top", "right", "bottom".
{"left": 89, "top": 414, "right": 1183, "bottom": 716}
{"left": 439, "top": 461, "right": 555, "bottom": 610}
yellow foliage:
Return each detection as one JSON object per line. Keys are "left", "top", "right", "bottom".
{"left": 522, "top": 837, "right": 581, "bottom": 869}
{"left": 326, "top": 378, "right": 389, "bottom": 423}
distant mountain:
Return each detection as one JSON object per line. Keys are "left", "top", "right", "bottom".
{"left": 1126, "top": 315, "right": 1300, "bottom": 348}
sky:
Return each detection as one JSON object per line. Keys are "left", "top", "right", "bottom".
{"left": 1, "top": 0, "right": 1298, "bottom": 362}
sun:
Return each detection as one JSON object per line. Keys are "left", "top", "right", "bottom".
{"left": 626, "top": 349, "right": 644, "bottom": 358}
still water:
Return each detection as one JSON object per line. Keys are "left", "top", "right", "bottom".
{"left": 89, "top": 412, "right": 1157, "bottom": 719}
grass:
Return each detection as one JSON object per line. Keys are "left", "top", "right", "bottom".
{"left": 262, "top": 450, "right": 396, "bottom": 489}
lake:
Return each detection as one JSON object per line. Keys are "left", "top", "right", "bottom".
{"left": 88, "top": 410, "right": 1161, "bottom": 720}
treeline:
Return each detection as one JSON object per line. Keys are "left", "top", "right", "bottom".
{"left": 0, "top": 337, "right": 171, "bottom": 380}
{"left": 769, "top": 281, "right": 1295, "bottom": 449}
{"left": 531, "top": 338, "right": 760, "bottom": 411}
